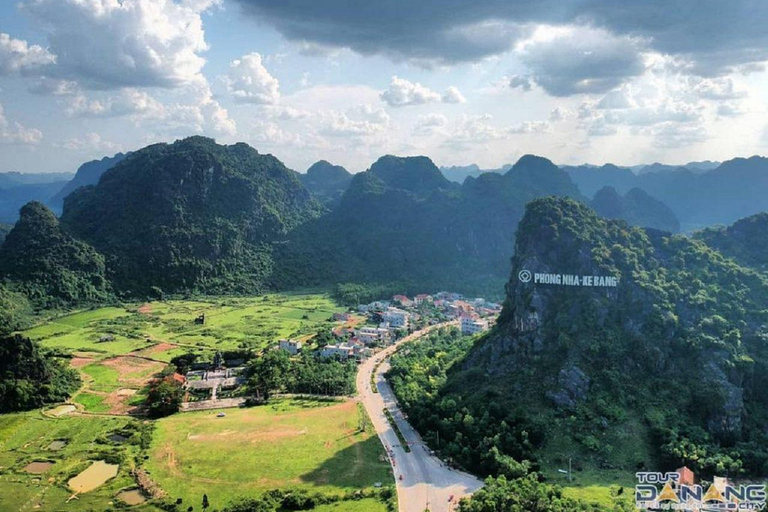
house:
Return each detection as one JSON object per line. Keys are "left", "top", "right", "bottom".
{"left": 392, "top": 295, "right": 413, "bottom": 308}
{"left": 414, "top": 294, "right": 433, "bottom": 305}
{"left": 279, "top": 339, "right": 302, "bottom": 355}
{"left": 676, "top": 466, "right": 695, "bottom": 486}
{"left": 332, "top": 326, "right": 351, "bottom": 338}
{"left": 333, "top": 312, "right": 353, "bottom": 322}
{"left": 320, "top": 344, "right": 354, "bottom": 360}
{"left": 357, "top": 326, "right": 391, "bottom": 345}
{"left": 170, "top": 373, "right": 186, "bottom": 385}
{"left": 382, "top": 307, "right": 410, "bottom": 328}
{"left": 461, "top": 315, "right": 489, "bottom": 335}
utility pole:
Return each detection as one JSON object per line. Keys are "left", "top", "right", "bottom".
{"left": 568, "top": 458, "right": 572, "bottom": 483}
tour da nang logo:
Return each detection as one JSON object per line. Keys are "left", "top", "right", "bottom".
{"left": 635, "top": 468, "right": 766, "bottom": 511}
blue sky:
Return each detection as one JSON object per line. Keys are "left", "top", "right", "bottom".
{"left": 1, "top": 0, "right": 768, "bottom": 174}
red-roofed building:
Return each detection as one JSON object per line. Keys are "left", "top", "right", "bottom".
{"left": 676, "top": 466, "right": 695, "bottom": 486}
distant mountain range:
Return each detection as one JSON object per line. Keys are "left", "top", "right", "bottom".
{"left": 47, "top": 153, "right": 128, "bottom": 213}
{"left": 1, "top": 136, "right": 767, "bottom": 305}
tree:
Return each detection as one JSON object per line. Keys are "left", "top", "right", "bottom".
{"left": 146, "top": 378, "right": 183, "bottom": 418}
{"left": 246, "top": 350, "right": 291, "bottom": 401}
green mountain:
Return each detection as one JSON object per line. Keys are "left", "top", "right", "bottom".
{"left": 61, "top": 136, "right": 323, "bottom": 296}
{"left": 47, "top": 152, "right": 128, "bottom": 213}
{"left": 697, "top": 212, "right": 768, "bottom": 272}
{"left": 277, "top": 154, "right": 582, "bottom": 297}
{"left": 0, "top": 334, "right": 81, "bottom": 413}
{"left": 591, "top": 186, "right": 680, "bottom": 232}
{"left": 394, "top": 197, "right": 768, "bottom": 482}
{"left": 0, "top": 201, "right": 111, "bottom": 307}
{"left": 299, "top": 160, "right": 352, "bottom": 205}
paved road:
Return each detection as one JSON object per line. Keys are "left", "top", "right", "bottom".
{"left": 356, "top": 323, "right": 483, "bottom": 512}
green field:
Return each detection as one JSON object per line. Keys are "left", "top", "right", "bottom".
{"left": 0, "top": 410, "right": 158, "bottom": 512}
{"left": 0, "top": 293, "right": 393, "bottom": 511}
{"left": 20, "top": 292, "right": 347, "bottom": 413}
{"left": 145, "top": 398, "right": 392, "bottom": 509}
{"left": 24, "top": 293, "right": 345, "bottom": 356}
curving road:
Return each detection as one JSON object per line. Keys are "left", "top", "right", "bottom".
{"left": 356, "top": 322, "right": 483, "bottom": 512}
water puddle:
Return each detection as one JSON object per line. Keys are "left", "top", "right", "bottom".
{"left": 68, "top": 461, "right": 119, "bottom": 493}
{"left": 117, "top": 489, "right": 147, "bottom": 505}
{"left": 23, "top": 461, "right": 54, "bottom": 474}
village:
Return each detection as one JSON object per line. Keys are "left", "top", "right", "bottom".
{"left": 177, "top": 292, "right": 502, "bottom": 408}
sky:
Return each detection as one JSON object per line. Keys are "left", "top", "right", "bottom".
{"left": 1, "top": 0, "right": 768, "bottom": 174}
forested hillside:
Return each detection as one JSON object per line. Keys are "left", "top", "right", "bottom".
{"left": 61, "top": 137, "right": 323, "bottom": 296}
{"left": 591, "top": 186, "right": 680, "bottom": 232}
{"left": 0, "top": 201, "right": 111, "bottom": 308}
{"left": 390, "top": 198, "right": 768, "bottom": 489}
{"left": 277, "top": 154, "right": 582, "bottom": 297}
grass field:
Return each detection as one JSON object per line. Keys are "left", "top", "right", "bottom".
{"left": 145, "top": 398, "right": 392, "bottom": 509}
{"left": 0, "top": 410, "right": 159, "bottom": 512}
{"left": 1, "top": 292, "right": 394, "bottom": 511}
{"left": 20, "top": 292, "right": 347, "bottom": 414}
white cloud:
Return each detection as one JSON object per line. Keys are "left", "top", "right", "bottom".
{"left": 413, "top": 113, "right": 448, "bottom": 135}
{"left": 549, "top": 107, "right": 573, "bottom": 122}
{"left": 62, "top": 132, "right": 121, "bottom": 152}
{"left": 0, "top": 33, "right": 55, "bottom": 75}
{"left": 21, "top": 0, "right": 218, "bottom": 90}
{"left": 442, "top": 86, "right": 466, "bottom": 104}
{"left": 319, "top": 104, "right": 390, "bottom": 136}
{"left": 223, "top": 53, "right": 280, "bottom": 104}
{"left": 444, "top": 114, "right": 507, "bottom": 146}
{"left": 380, "top": 76, "right": 467, "bottom": 107}
{"left": 508, "top": 121, "right": 550, "bottom": 134}
{"left": 0, "top": 103, "right": 43, "bottom": 145}
{"left": 381, "top": 76, "right": 441, "bottom": 107}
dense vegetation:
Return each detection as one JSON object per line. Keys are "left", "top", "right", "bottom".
{"left": 0, "top": 201, "right": 112, "bottom": 308}
{"left": 696, "top": 212, "right": 768, "bottom": 272}
{"left": 277, "top": 154, "right": 582, "bottom": 298}
{"left": 299, "top": 160, "right": 352, "bottom": 206}
{"left": 0, "top": 334, "right": 81, "bottom": 412}
{"left": 591, "top": 186, "right": 679, "bottom": 233}
{"left": 245, "top": 349, "right": 357, "bottom": 400}
{"left": 457, "top": 475, "right": 628, "bottom": 512}
{"left": 392, "top": 198, "right": 768, "bottom": 486}
{"left": 61, "top": 136, "right": 323, "bottom": 296}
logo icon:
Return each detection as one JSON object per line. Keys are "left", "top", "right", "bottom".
{"left": 518, "top": 270, "right": 532, "bottom": 283}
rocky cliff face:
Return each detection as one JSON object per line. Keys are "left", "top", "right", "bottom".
{"left": 464, "top": 198, "right": 768, "bottom": 460}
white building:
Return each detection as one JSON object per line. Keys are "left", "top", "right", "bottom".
{"left": 382, "top": 307, "right": 410, "bottom": 328}
{"left": 320, "top": 344, "right": 354, "bottom": 360}
{"left": 461, "top": 316, "right": 489, "bottom": 335}
{"left": 279, "top": 339, "right": 302, "bottom": 355}
{"left": 357, "top": 326, "right": 391, "bottom": 345}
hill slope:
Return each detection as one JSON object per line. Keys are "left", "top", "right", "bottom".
{"left": 396, "top": 198, "right": 768, "bottom": 482}
{"left": 277, "top": 154, "right": 582, "bottom": 296}
{"left": 591, "top": 186, "right": 680, "bottom": 232}
{"left": 299, "top": 160, "right": 352, "bottom": 205}
{"left": 0, "top": 201, "right": 111, "bottom": 307}
{"left": 61, "top": 136, "right": 322, "bottom": 296}
{"left": 47, "top": 153, "right": 128, "bottom": 212}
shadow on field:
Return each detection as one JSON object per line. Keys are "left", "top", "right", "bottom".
{"left": 299, "top": 435, "right": 391, "bottom": 488}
